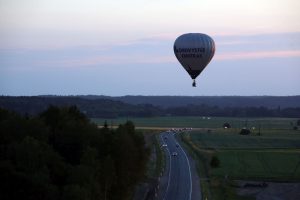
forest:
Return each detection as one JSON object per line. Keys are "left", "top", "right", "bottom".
{"left": 0, "top": 106, "right": 149, "bottom": 200}
{"left": 0, "top": 96, "right": 299, "bottom": 118}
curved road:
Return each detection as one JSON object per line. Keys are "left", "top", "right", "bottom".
{"left": 159, "top": 132, "right": 201, "bottom": 200}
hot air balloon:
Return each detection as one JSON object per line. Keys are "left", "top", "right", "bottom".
{"left": 174, "top": 33, "right": 215, "bottom": 87}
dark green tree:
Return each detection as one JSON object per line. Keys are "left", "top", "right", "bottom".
{"left": 0, "top": 106, "right": 149, "bottom": 200}
{"left": 210, "top": 155, "right": 220, "bottom": 168}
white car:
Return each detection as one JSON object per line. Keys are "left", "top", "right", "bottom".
{"left": 172, "top": 152, "right": 178, "bottom": 156}
{"left": 161, "top": 144, "right": 167, "bottom": 147}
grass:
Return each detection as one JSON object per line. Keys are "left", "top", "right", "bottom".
{"left": 168, "top": 117, "right": 300, "bottom": 200}
{"left": 153, "top": 134, "right": 165, "bottom": 177}
{"left": 179, "top": 134, "right": 212, "bottom": 199}
{"left": 189, "top": 130, "right": 300, "bottom": 149}
{"left": 181, "top": 129, "right": 300, "bottom": 200}
{"left": 92, "top": 116, "right": 299, "bottom": 129}
{"left": 184, "top": 129, "right": 300, "bottom": 181}
{"left": 141, "top": 130, "right": 165, "bottom": 179}
{"left": 212, "top": 150, "right": 300, "bottom": 180}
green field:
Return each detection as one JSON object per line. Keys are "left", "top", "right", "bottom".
{"left": 189, "top": 131, "right": 300, "bottom": 149}
{"left": 186, "top": 131, "right": 300, "bottom": 182}
{"left": 212, "top": 150, "right": 300, "bottom": 180}
{"left": 180, "top": 123, "right": 300, "bottom": 200}
{"left": 92, "top": 116, "right": 299, "bottom": 129}
{"left": 184, "top": 129, "right": 300, "bottom": 180}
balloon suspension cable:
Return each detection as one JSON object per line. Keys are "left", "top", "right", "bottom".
{"left": 192, "top": 79, "right": 196, "bottom": 87}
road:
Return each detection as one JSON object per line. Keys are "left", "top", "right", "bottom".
{"left": 159, "top": 132, "right": 201, "bottom": 200}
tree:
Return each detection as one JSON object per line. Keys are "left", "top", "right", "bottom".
{"left": 0, "top": 106, "right": 149, "bottom": 200}
{"left": 223, "top": 122, "right": 231, "bottom": 129}
{"left": 103, "top": 120, "right": 108, "bottom": 129}
{"left": 103, "top": 156, "right": 116, "bottom": 200}
{"left": 210, "top": 155, "right": 220, "bottom": 168}
{"left": 240, "top": 128, "right": 251, "bottom": 135}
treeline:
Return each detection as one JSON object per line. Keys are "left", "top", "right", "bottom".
{"left": 77, "top": 95, "right": 300, "bottom": 108}
{"left": 0, "top": 96, "right": 299, "bottom": 118}
{"left": 0, "top": 106, "right": 149, "bottom": 200}
{"left": 0, "top": 96, "right": 161, "bottom": 118}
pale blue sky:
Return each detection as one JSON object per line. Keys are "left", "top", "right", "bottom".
{"left": 0, "top": 0, "right": 299, "bottom": 95}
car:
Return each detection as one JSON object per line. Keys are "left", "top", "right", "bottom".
{"left": 161, "top": 144, "right": 167, "bottom": 147}
{"left": 172, "top": 152, "right": 178, "bottom": 156}
{"left": 176, "top": 143, "right": 179, "bottom": 147}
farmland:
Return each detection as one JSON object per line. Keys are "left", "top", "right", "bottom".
{"left": 176, "top": 117, "right": 300, "bottom": 200}
{"left": 185, "top": 131, "right": 300, "bottom": 177}
{"left": 93, "top": 116, "right": 300, "bottom": 180}
{"left": 188, "top": 131, "right": 300, "bottom": 149}
{"left": 92, "top": 116, "right": 299, "bottom": 130}
{"left": 92, "top": 116, "right": 300, "bottom": 198}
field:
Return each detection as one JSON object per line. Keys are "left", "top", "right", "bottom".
{"left": 185, "top": 129, "right": 300, "bottom": 180}
{"left": 171, "top": 117, "right": 300, "bottom": 199}
{"left": 213, "top": 150, "right": 300, "bottom": 180}
{"left": 93, "top": 116, "right": 300, "bottom": 198}
{"left": 93, "top": 116, "right": 300, "bottom": 179}
{"left": 189, "top": 131, "right": 300, "bottom": 149}
{"left": 92, "top": 116, "right": 299, "bottom": 129}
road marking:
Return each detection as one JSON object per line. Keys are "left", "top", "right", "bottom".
{"left": 160, "top": 133, "right": 172, "bottom": 200}
{"left": 174, "top": 133, "right": 193, "bottom": 200}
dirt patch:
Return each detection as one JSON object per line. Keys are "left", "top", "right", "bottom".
{"left": 235, "top": 180, "right": 300, "bottom": 200}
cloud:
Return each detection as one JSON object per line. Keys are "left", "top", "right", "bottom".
{"left": 41, "top": 50, "right": 300, "bottom": 68}
{"left": 215, "top": 50, "right": 300, "bottom": 61}
{"left": 1, "top": 32, "right": 300, "bottom": 70}
{"left": 34, "top": 55, "right": 176, "bottom": 69}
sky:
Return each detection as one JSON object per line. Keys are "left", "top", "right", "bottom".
{"left": 0, "top": 0, "right": 300, "bottom": 96}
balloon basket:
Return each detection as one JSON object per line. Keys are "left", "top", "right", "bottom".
{"left": 192, "top": 80, "right": 196, "bottom": 87}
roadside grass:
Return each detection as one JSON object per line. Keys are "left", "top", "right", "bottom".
{"left": 140, "top": 129, "right": 165, "bottom": 179}
{"left": 145, "top": 134, "right": 156, "bottom": 178}
{"left": 134, "top": 130, "right": 166, "bottom": 200}
{"left": 179, "top": 133, "right": 213, "bottom": 200}
{"left": 153, "top": 134, "right": 165, "bottom": 177}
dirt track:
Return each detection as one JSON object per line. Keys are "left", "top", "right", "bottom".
{"left": 236, "top": 181, "right": 300, "bottom": 200}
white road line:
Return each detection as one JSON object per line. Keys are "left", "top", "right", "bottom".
{"left": 175, "top": 134, "right": 193, "bottom": 200}
{"left": 161, "top": 133, "right": 172, "bottom": 200}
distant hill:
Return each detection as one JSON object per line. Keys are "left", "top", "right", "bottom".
{"left": 0, "top": 96, "right": 162, "bottom": 118}
{"left": 1, "top": 96, "right": 299, "bottom": 118}
{"left": 76, "top": 95, "right": 300, "bottom": 108}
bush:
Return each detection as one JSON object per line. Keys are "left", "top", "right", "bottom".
{"left": 223, "top": 122, "right": 231, "bottom": 129}
{"left": 210, "top": 155, "right": 220, "bottom": 168}
{"left": 240, "top": 128, "right": 251, "bottom": 135}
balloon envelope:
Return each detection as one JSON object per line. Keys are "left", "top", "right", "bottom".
{"left": 174, "top": 33, "right": 215, "bottom": 80}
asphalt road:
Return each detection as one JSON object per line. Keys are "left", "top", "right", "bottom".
{"left": 159, "top": 132, "right": 201, "bottom": 200}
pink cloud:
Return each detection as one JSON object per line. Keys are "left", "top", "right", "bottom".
{"left": 37, "top": 50, "right": 300, "bottom": 69}
{"left": 34, "top": 54, "right": 176, "bottom": 69}
{"left": 215, "top": 50, "right": 300, "bottom": 60}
